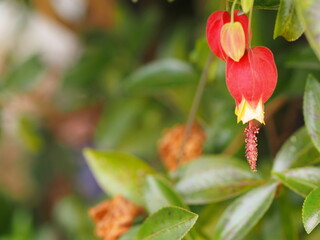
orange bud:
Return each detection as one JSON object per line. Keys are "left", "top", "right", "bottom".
{"left": 220, "top": 22, "right": 246, "bottom": 62}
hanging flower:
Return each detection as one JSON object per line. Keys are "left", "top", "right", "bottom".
{"left": 226, "top": 46, "right": 277, "bottom": 171}
{"left": 206, "top": 10, "right": 250, "bottom": 61}
{"left": 226, "top": 46, "right": 277, "bottom": 125}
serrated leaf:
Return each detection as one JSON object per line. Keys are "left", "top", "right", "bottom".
{"left": 273, "top": 0, "right": 304, "bottom": 41}
{"left": 272, "top": 127, "right": 320, "bottom": 172}
{"left": 83, "top": 149, "right": 154, "bottom": 205}
{"left": 213, "top": 183, "right": 278, "bottom": 240}
{"left": 303, "top": 187, "right": 320, "bottom": 234}
{"left": 175, "top": 155, "right": 262, "bottom": 204}
{"left": 137, "top": 206, "right": 198, "bottom": 240}
{"left": 296, "top": 0, "right": 320, "bottom": 60}
{"left": 124, "top": 59, "right": 197, "bottom": 91}
{"left": 144, "top": 175, "right": 187, "bottom": 214}
{"left": 273, "top": 167, "right": 320, "bottom": 197}
{"left": 304, "top": 75, "right": 320, "bottom": 153}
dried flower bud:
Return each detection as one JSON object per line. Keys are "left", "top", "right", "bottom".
{"left": 158, "top": 123, "right": 206, "bottom": 171}
{"left": 88, "top": 195, "right": 144, "bottom": 240}
{"left": 220, "top": 22, "right": 246, "bottom": 62}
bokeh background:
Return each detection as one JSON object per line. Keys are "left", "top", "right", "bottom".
{"left": 0, "top": 0, "right": 318, "bottom": 239}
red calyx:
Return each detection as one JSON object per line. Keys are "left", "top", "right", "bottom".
{"left": 226, "top": 46, "right": 278, "bottom": 108}
{"left": 206, "top": 10, "right": 250, "bottom": 61}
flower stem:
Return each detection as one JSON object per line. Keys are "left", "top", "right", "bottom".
{"left": 248, "top": 2, "right": 254, "bottom": 47}
{"left": 177, "top": 55, "right": 214, "bottom": 166}
{"left": 230, "top": 0, "right": 238, "bottom": 22}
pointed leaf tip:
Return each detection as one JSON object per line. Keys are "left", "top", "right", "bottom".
{"left": 303, "top": 187, "right": 320, "bottom": 234}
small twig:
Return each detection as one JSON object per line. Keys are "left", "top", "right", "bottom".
{"left": 177, "top": 55, "right": 214, "bottom": 166}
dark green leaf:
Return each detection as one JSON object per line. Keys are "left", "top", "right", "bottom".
{"left": 124, "top": 59, "right": 197, "bottom": 92}
{"left": 273, "top": 167, "right": 320, "bottom": 197}
{"left": 137, "top": 206, "right": 198, "bottom": 240}
{"left": 144, "top": 175, "right": 187, "bottom": 214}
{"left": 175, "top": 155, "right": 262, "bottom": 204}
{"left": 228, "top": 0, "right": 279, "bottom": 8}
{"left": 272, "top": 127, "right": 320, "bottom": 172}
{"left": 95, "top": 98, "right": 146, "bottom": 149}
{"left": 285, "top": 46, "right": 320, "bottom": 70}
{"left": 273, "top": 0, "right": 304, "bottom": 41}
{"left": 303, "top": 187, "right": 320, "bottom": 234}
{"left": 304, "top": 75, "right": 320, "bottom": 152}
{"left": 83, "top": 149, "right": 154, "bottom": 205}
{"left": 253, "top": 0, "right": 280, "bottom": 7}
{"left": 213, "top": 183, "right": 278, "bottom": 240}
{"left": 296, "top": 0, "right": 320, "bottom": 60}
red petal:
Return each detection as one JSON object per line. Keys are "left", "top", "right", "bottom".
{"left": 206, "top": 11, "right": 250, "bottom": 61}
{"left": 226, "top": 46, "right": 277, "bottom": 107}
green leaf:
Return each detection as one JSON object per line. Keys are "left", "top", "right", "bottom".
{"left": 175, "top": 155, "right": 262, "bottom": 204}
{"left": 137, "top": 206, "right": 198, "bottom": 240}
{"left": 272, "top": 127, "right": 320, "bottom": 172}
{"left": 304, "top": 75, "right": 320, "bottom": 153}
{"left": 0, "top": 55, "right": 43, "bottom": 92}
{"left": 273, "top": 0, "right": 304, "bottom": 41}
{"left": 120, "top": 225, "right": 141, "bottom": 240}
{"left": 124, "top": 59, "right": 197, "bottom": 92}
{"left": 95, "top": 98, "right": 146, "bottom": 149}
{"left": 144, "top": 175, "right": 187, "bottom": 214}
{"left": 241, "top": 0, "right": 254, "bottom": 13}
{"left": 273, "top": 167, "right": 320, "bottom": 197}
{"left": 83, "top": 149, "right": 154, "bottom": 205}
{"left": 213, "top": 183, "right": 278, "bottom": 240}
{"left": 296, "top": 0, "right": 320, "bottom": 60}
{"left": 303, "top": 187, "right": 320, "bottom": 234}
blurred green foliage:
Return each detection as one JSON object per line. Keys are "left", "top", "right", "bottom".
{"left": 0, "top": 0, "right": 320, "bottom": 239}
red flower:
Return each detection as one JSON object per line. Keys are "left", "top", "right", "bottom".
{"left": 206, "top": 10, "right": 250, "bottom": 61}
{"left": 226, "top": 46, "right": 277, "bottom": 124}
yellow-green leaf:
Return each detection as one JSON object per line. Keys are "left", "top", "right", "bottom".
{"left": 137, "top": 207, "right": 198, "bottom": 240}
{"left": 274, "top": 0, "right": 304, "bottom": 41}
{"left": 303, "top": 187, "right": 320, "bottom": 234}
{"left": 83, "top": 149, "right": 154, "bottom": 205}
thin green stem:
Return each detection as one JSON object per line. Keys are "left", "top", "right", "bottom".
{"left": 230, "top": 0, "right": 238, "bottom": 22}
{"left": 248, "top": 2, "right": 254, "bottom": 47}
{"left": 177, "top": 55, "right": 214, "bottom": 166}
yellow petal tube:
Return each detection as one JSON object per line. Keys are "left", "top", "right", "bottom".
{"left": 220, "top": 22, "right": 246, "bottom": 62}
{"left": 235, "top": 98, "right": 265, "bottom": 124}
